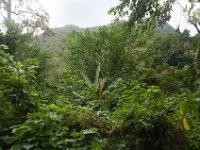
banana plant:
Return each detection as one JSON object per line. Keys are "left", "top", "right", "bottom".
{"left": 78, "top": 63, "right": 114, "bottom": 100}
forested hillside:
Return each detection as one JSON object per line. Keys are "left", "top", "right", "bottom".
{"left": 38, "top": 22, "right": 175, "bottom": 52}
{"left": 0, "top": 0, "right": 200, "bottom": 150}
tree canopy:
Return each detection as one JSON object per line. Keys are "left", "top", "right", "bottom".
{"left": 109, "top": 0, "right": 200, "bottom": 34}
{"left": 0, "top": 0, "right": 49, "bottom": 32}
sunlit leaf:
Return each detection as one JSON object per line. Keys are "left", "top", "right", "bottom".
{"left": 22, "top": 144, "right": 34, "bottom": 150}
{"left": 183, "top": 118, "right": 190, "bottom": 131}
{"left": 0, "top": 44, "right": 9, "bottom": 50}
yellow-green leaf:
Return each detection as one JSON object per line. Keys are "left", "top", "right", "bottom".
{"left": 183, "top": 118, "right": 190, "bottom": 131}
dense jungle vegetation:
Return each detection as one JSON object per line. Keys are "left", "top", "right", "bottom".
{"left": 0, "top": 0, "right": 200, "bottom": 149}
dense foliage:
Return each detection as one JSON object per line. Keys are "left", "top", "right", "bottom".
{"left": 0, "top": 6, "right": 200, "bottom": 150}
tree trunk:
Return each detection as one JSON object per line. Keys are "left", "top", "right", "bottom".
{"left": 195, "top": 48, "right": 200, "bottom": 74}
{"left": 7, "top": 0, "right": 11, "bottom": 20}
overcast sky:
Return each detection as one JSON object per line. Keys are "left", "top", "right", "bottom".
{"left": 39, "top": 0, "right": 197, "bottom": 35}
{"left": 39, "top": 0, "right": 119, "bottom": 27}
{"left": 0, "top": 0, "right": 197, "bottom": 35}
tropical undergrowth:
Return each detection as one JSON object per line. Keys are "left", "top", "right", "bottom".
{"left": 0, "top": 21, "right": 199, "bottom": 150}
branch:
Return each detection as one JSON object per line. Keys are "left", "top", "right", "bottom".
{"left": 11, "top": 10, "right": 33, "bottom": 16}
{"left": 189, "top": 19, "right": 200, "bottom": 34}
{"left": 187, "top": 2, "right": 200, "bottom": 34}
{"left": 1, "top": 0, "right": 7, "bottom": 5}
{"left": 0, "top": 10, "right": 6, "bottom": 19}
{"left": 178, "top": 1, "right": 200, "bottom": 34}
{"left": 0, "top": 0, "right": 9, "bottom": 9}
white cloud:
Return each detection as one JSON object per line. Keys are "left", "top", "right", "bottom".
{"left": 40, "top": 0, "right": 119, "bottom": 27}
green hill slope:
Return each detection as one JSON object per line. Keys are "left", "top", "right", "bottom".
{"left": 37, "top": 23, "right": 174, "bottom": 51}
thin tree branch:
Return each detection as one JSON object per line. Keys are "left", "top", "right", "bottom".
{"left": 0, "top": 10, "right": 6, "bottom": 19}
{"left": 11, "top": 10, "right": 33, "bottom": 16}
{"left": 178, "top": 1, "right": 200, "bottom": 34}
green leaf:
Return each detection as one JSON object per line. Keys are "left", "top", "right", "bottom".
{"left": 94, "top": 63, "right": 101, "bottom": 85}
{"left": 80, "top": 72, "right": 92, "bottom": 86}
{"left": 0, "top": 44, "right": 9, "bottom": 50}
{"left": 61, "top": 127, "right": 69, "bottom": 131}
{"left": 70, "top": 131, "right": 83, "bottom": 137}
{"left": 72, "top": 91, "right": 84, "bottom": 99}
{"left": 180, "top": 101, "right": 186, "bottom": 116}
{"left": 191, "top": 103, "right": 199, "bottom": 118}
{"left": 81, "top": 128, "right": 98, "bottom": 134}
{"left": 22, "top": 144, "right": 34, "bottom": 150}
{"left": 102, "top": 78, "right": 107, "bottom": 90}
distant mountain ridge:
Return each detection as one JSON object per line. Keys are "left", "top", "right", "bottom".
{"left": 48, "top": 22, "right": 175, "bottom": 35}
{"left": 156, "top": 23, "right": 175, "bottom": 33}
{"left": 37, "top": 23, "right": 175, "bottom": 51}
